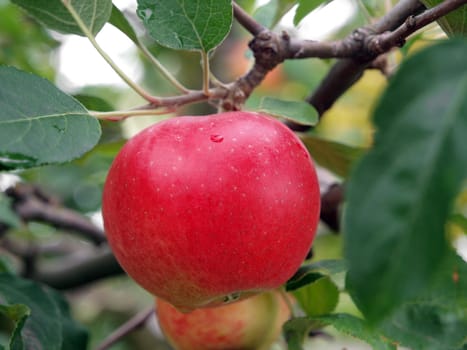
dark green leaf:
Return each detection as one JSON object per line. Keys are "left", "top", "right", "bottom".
{"left": 45, "top": 289, "right": 89, "bottom": 350}
{"left": 0, "top": 67, "right": 101, "bottom": 170}
{"left": 420, "top": 1, "right": 467, "bottom": 37}
{"left": 301, "top": 134, "right": 366, "bottom": 178}
{"left": 287, "top": 259, "right": 346, "bottom": 291}
{"left": 294, "top": 0, "right": 333, "bottom": 26}
{"left": 0, "top": 274, "right": 62, "bottom": 349}
{"left": 344, "top": 39, "right": 467, "bottom": 322}
{"left": 0, "top": 274, "right": 88, "bottom": 350}
{"left": 74, "top": 94, "right": 114, "bottom": 112}
{"left": 0, "top": 303, "right": 30, "bottom": 350}
{"left": 283, "top": 317, "right": 313, "bottom": 350}
{"left": 259, "top": 97, "right": 319, "bottom": 126}
{"left": 11, "top": 0, "right": 112, "bottom": 36}
{"left": 136, "top": 0, "right": 233, "bottom": 52}
{"left": 109, "top": 4, "right": 139, "bottom": 45}
{"left": 380, "top": 251, "right": 467, "bottom": 350}
{"left": 284, "top": 314, "right": 396, "bottom": 350}
{"left": 292, "top": 276, "right": 339, "bottom": 316}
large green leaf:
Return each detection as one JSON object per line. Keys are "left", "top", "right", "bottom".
{"left": 380, "top": 251, "right": 467, "bottom": 350}
{"left": 136, "top": 0, "right": 232, "bottom": 52}
{"left": 420, "top": 1, "right": 467, "bottom": 37}
{"left": 0, "top": 67, "right": 101, "bottom": 170}
{"left": 11, "top": 0, "right": 112, "bottom": 36}
{"left": 344, "top": 39, "right": 467, "bottom": 322}
{"left": 0, "top": 274, "right": 88, "bottom": 350}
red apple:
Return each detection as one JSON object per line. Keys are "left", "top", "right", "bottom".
{"left": 102, "top": 111, "right": 320, "bottom": 311}
{"left": 156, "top": 291, "right": 291, "bottom": 350}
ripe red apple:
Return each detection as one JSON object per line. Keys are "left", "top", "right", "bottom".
{"left": 102, "top": 111, "right": 320, "bottom": 311}
{"left": 156, "top": 291, "right": 291, "bottom": 350}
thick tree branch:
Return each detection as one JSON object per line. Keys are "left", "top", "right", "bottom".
{"left": 5, "top": 184, "right": 106, "bottom": 245}
{"left": 30, "top": 247, "right": 123, "bottom": 289}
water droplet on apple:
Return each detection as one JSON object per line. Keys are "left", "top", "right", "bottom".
{"left": 210, "top": 134, "right": 224, "bottom": 143}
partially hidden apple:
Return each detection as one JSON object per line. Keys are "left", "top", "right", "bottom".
{"left": 156, "top": 291, "right": 291, "bottom": 350}
{"left": 102, "top": 111, "right": 320, "bottom": 311}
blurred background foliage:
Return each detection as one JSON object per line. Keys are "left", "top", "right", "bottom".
{"left": 0, "top": 0, "right": 454, "bottom": 349}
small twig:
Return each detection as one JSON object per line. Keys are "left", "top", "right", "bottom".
{"left": 304, "top": 0, "right": 426, "bottom": 116}
{"left": 233, "top": 2, "right": 266, "bottom": 36}
{"left": 91, "top": 108, "right": 175, "bottom": 121}
{"left": 96, "top": 307, "right": 155, "bottom": 350}
{"left": 201, "top": 51, "right": 211, "bottom": 96}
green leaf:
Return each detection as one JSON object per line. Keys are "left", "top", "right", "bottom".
{"left": 73, "top": 94, "right": 114, "bottom": 112}
{"left": 0, "top": 303, "right": 30, "bottom": 350}
{"left": 258, "top": 97, "right": 319, "bottom": 126}
{"left": 284, "top": 314, "right": 397, "bottom": 350}
{"left": 0, "top": 193, "right": 20, "bottom": 228}
{"left": 450, "top": 213, "right": 467, "bottom": 232}
{"left": 283, "top": 317, "right": 314, "bottom": 350}
{"left": 301, "top": 134, "right": 366, "bottom": 178}
{"left": 0, "top": 67, "right": 101, "bottom": 170}
{"left": 420, "top": 1, "right": 467, "bottom": 37}
{"left": 253, "top": 0, "right": 296, "bottom": 29}
{"left": 136, "top": 0, "right": 233, "bottom": 52}
{"left": 45, "top": 289, "right": 89, "bottom": 350}
{"left": 11, "top": 0, "right": 112, "bottom": 36}
{"left": 287, "top": 259, "right": 346, "bottom": 291}
{"left": 292, "top": 276, "right": 339, "bottom": 316}
{"left": 109, "top": 4, "right": 139, "bottom": 45}
{"left": 344, "top": 39, "right": 467, "bottom": 322}
{"left": 0, "top": 274, "right": 88, "bottom": 350}
{"left": 380, "top": 251, "right": 467, "bottom": 350}
{"left": 294, "top": 0, "right": 333, "bottom": 26}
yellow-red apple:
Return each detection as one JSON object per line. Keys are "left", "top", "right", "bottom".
{"left": 156, "top": 291, "right": 291, "bottom": 350}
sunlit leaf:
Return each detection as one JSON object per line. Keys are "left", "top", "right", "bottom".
{"left": 136, "top": 0, "right": 233, "bottom": 52}
{"left": 0, "top": 67, "right": 101, "bottom": 170}
{"left": 11, "top": 0, "right": 112, "bottom": 36}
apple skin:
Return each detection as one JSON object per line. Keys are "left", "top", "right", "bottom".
{"left": 156, "top": 291, "right": 291, "bottom": 350}
{"left": 102, "top": 111, "right": 320, "bottom": 311}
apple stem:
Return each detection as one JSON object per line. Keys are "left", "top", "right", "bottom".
{"left": 201, "top": 51, "right": 211, "bottom": 96}
{"left": 60, "top": 0, "right": 160, "bottom": 105}
{"left": 279, "top": 287, "right": 297, "bottom": 318}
